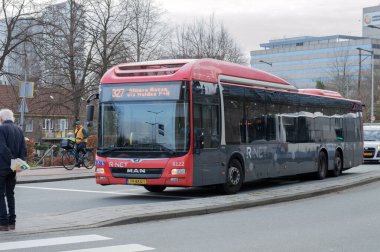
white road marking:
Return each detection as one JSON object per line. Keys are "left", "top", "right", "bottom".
{"left": 61, "top": 244, "right": 155, "bottom": 252}
{"left": 0, "top": 235, "right": 111, "bottom": 251}
{"left": 16, "top": 185, "right": 195, "bottom": 199}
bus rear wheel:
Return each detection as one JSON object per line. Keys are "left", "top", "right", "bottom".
{"left": 316, "top": 151, "right": 328, "bottom": 180}
{"left": 144, "top": 185, "right": 166, "bottom": 193}
{"left": 217, "top": 159, "right": 243, "bottom": 195}
{"left": 331, "top": 151, "right": 342, "bottom": 177}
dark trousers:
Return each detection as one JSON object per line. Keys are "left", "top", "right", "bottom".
{"left": 0, "top": 169, "right": 16, "bottom": 226}
{"left": 75, "top": 142, "right": 87, "bottom": 163}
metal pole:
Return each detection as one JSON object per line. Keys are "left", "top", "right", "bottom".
{"left": 357, "top": 47, "right": 375, "bottom": 123}
{"left": 20, "top": 97, "right": 25, "bottom": 131}
{"left": 358, "top": 50, "right": 361, "bottom": 96}
{"left": 20, "top": 42, "right": 27, "bottom": 131}
{"left": 371, "top": 51, "right": 375, "bottom": 123}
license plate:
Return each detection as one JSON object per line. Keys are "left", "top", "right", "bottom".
{"left": 364, "top": 152, "right": 373, "bottom": 157}
{"left": 127, "top": 179, "right": 147, "bottom": 185}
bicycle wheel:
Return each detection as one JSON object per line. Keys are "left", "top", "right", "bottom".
{"left": 62, "top": 150, "right": 76, "bottom": 170}
{"left": 83, "top": 151, "right": 95, "bottom": 169}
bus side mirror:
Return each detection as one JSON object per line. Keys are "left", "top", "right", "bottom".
{"left": 195, "top": 128, "right": 204, "bottom": 154}
{"left": 86, "top": 105, "right": 94, "bottom": 127}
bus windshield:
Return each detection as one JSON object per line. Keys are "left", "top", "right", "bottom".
{"left": 98, "top": 82, "right": 190, "bottom": 158}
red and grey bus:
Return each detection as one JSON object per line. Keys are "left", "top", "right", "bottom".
{"left": 87, "top": 58, "right": 363, "bottom": 194}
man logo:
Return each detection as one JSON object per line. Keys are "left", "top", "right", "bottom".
{"left": 127, "top": 168, "right": 146, "bottom": 174}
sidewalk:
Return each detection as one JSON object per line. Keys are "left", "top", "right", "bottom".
{"left": 2, "top": 166, "right": 380, "bottom": 237}
{"left": 17, "top": 166, "right": 94, "bottom": 184}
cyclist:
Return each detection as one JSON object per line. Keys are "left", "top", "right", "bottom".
{"left": 74, "top": 120, "right": 88, "bottom": 167}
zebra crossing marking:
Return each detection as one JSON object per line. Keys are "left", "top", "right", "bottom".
{"left": 0, "top": 234, "right": 111, "bottom": 251}
{"left": 61, "top": 244, "right": 155, "bottom": 252}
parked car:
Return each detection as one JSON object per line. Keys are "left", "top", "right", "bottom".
{"left": 363, "top": 124, "right": 380, "bottom": 163}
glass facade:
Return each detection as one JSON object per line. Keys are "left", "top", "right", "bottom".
{"left": 250, "top": 36, "right": 380, "bottom": 93}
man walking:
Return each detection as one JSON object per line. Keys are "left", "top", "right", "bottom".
{"left": 0, "top": 109, "right": 26, "bottom": 231}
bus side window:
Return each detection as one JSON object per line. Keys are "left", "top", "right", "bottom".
{"left": 282, "top": 116, "right": 297, "bottom": 143}
{"left": 224, "top": 85, "right": 244, "bottom": 144}
{"left": 246, "top": 101, "right": 266, "bottom": 143}
{"left": 297, "top": 116, "right": 309, "bottom": 143}
{"left": 194, "top": 104, "right": 220, "bottom": 148}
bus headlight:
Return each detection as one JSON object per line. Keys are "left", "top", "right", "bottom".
{"left": 96, "top": 168, "right": 105, "bottom": 174}
{"left": 171, "top": 168, "right": 186, "bottom": 175}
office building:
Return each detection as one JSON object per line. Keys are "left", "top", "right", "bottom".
{"left": 363, "top": 5, "right": 380, "bottom": 39}
{"left": 250, "top": 35, "right": 380, "bottom": 94}
{"left": 250, "top": 4, "right": 380, "bottom": 95}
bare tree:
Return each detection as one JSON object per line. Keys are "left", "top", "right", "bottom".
{"left": 326, "top": 48, "right": 356, "bottom": 98}
{"left": 0, "top": 0, "right": 40, "bottom": 84}
{"left": 124, "top": 0, "right": 169, "bottom": 62}
{"left": 170, "top": 15, "right": 246, "bottom": 65}
{"left": 87, "top": 0, "right": 132, "bottom": 81}
{"left": 35, "top": 0, "right": 95, "bottom": 120}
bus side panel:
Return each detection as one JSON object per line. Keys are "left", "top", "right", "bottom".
{"left": 192, "top": 147, "right": 226, "bottom": 186}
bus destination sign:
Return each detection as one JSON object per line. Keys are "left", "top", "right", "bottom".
{"left": 112, "top": 87, "right": 171, "bottom": 98}
{"left": 101, "top": 83, "right": 181, "bottom": 101}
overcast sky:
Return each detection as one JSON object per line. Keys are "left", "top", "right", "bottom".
{"left": 160, "top": 0, "right": 380, "bottom": 54}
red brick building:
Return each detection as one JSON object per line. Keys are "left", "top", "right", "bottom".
{"left": 0, "top": 85, "right": 82, "bottom": 143}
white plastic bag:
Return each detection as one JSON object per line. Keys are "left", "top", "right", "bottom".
{"left": 11, "top": 158, "right": 30, "bottom": 172}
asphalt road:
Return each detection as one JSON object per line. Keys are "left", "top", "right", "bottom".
{"left": 14, "top": 164, "right": 379, "bottom": 219}
{"left": 15, "top": 179, "right": 203, "bottom": 219}
{"left": 3, "top": 171, "right": 380, "bottom": 251}
{"left": 14, "top": 176, "right": 298, "bottom": 219}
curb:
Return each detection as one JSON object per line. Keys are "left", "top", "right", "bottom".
{"left": 17, "top": 175, "right": 94, "bottom": 184}
{"left": 2, "top": 172, "right": 380, "bottom": 238}
{"left": 90, "top": 174, "right": 380, "bottom": 228}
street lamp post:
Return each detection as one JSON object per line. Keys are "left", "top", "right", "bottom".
{"left": 367, "top": 24, "right": 380, "bottom": 123}
{"left": 258, "top": 60, "right": 272, "bottom": 67}
{"left": 357, "top": 47, "right": 375, "bottom": 123}
{"left": 368, "top": 24, "right": 380, "bottom": 30}
{"left": 145, "top": 122, "right": 157, "bottom": 143}
{"left": 147, "top": 110, "right": 163, "bottom": 143}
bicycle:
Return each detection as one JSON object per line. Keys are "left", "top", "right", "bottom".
{"left": 60, "top": 139, "right": 95, "bottom": 170}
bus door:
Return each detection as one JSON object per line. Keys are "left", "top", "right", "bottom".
{"left": 192, "top": 82, "right": 224, "bottom": 186}
{"left": 343, "top": 116, "right": 355, "bottom": 167}
{"left": 278, "top": 115, "right": 300, "bottom": 176}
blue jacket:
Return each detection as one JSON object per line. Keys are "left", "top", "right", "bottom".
{"left": 0, "top": 120, "right": 27, "bottom": 170}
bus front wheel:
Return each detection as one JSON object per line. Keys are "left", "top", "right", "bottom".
{"left": 217, "top": 159, "right": 243, "bottom": 195}
{"left": 144, "top": 185, "right": 166, "bottom": 193}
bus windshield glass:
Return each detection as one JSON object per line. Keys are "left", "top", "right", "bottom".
{"left": 98, "top": 81, "right": 190, "bottom": 157}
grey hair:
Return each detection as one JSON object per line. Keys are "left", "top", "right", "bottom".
{"left": 0, "top": 109, "right": 15, "bottom": 122}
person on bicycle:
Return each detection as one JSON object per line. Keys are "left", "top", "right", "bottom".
{"left": 74, "top": 120, "right": 88, "bottom": 167}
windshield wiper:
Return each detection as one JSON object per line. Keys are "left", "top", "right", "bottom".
{"left": 99, "top": 144, "right": 176, "bottom": 155}
{"left": 153, "top": 143, "right": 176, "bottom": 155}
{"left": 98, "top": 147, "right": 133, "bottom": 154}
{"left": 127, "top": 143, "right": 176, "bottom": 155}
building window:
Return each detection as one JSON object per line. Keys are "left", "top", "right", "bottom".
{"left": 25, "top": 119, "right": 33, "bottom": 132}
{"left": 58, "top": 119, "right": 68, "bottom": 130}
{"left": 43, "top": 119, "right": 53, "bottom": 130}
